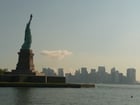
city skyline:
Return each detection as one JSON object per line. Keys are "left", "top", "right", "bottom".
{"left": 1, "top": 0, "right": 140, "bottom": 80}
{"left": 42, "top": 66, "right": 137, "bottom": 84}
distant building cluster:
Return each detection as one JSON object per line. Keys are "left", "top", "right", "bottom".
{"left": 42, "top": 68, "right": 64, "bottom": 77}
{"left": 42, "top": 66, "right": 136, "bottom": 84}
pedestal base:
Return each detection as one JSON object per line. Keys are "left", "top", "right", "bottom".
{"left": 13, "top": 49, "right": 35, "bottom": 75}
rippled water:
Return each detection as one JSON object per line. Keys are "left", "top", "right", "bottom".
{"left": 0, "top": 84, "right": 140, "bottom": 105}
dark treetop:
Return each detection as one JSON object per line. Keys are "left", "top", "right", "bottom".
{"left": 21, "top": 14, "right": 33, "bottom": 49}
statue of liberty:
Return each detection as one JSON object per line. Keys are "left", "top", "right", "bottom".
{"left": 21, "top": 14, "right": 32, "bottom": 49}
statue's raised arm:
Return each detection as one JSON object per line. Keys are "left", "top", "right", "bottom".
{"left": 21, "top": 14, "right": 33, "bottom": 49}
{"left": 29, "top": 14, "right": 33, "bottom": 25}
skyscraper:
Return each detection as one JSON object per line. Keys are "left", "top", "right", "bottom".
{"left": 42, "top": 68, "right": 56, "bottom": 76}
{"left": 111, "top": 67, "right": 116, "bottom": 83}
{"left": 97, "top": 66, "right": 106, "bottom": 83}
{"left": 58, "top": 68, "right": 64, "bottom": 77}
{"left": 127, "top": 68, "right": 136, "bottom": 83}
{"left": 81, "top": 67, "right": 88, "bottom": 83}
{"left": 81, "top": 67, "right": 88, "bottom": 75}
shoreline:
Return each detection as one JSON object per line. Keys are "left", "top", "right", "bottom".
{"left": 0, "top": 82, "right": 95, "bottom": 88}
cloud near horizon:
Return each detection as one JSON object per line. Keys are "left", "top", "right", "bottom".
{"left": 40, "top": 50, "right": 72, "bottom": 60}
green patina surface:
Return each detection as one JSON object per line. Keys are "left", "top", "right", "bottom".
{"left": 21, "top": 14, "right": 32, "bottom": 49}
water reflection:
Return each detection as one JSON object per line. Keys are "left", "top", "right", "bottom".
{"left": 14, "top": 88, "right": 32, "bottom": 105}
{"left": 1, "top": 85, "right": 140, "bottom": 105}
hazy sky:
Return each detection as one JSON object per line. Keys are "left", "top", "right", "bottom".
{"left": 0, "top": 0, "right": 140, "bottom": 80}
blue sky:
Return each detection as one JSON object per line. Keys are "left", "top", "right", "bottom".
{"left": 0, "top": 0, "right": 140, "bottom": 80}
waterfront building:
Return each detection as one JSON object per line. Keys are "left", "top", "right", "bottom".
{"left": 89, "top": 69, "right": 96, "bottom": 83}
{"left": 58, "top": 68, "right": 64, "bottom": 77}
{"left": 42, "top": 68, "right": 56, "bottom": 76}
{"left": 81, "top": 67, "right": 88, "bottom": 75}
{"left": 127, "top": 68, "right": 136, "bottom": 83}
{"left": 75, "top": 70, "right": 80, "bottom": 76}
{"left": 81, "top": 67, "right": 88, "bottom": 83}
{"left": 97, "top": 66, "right": 106, "bottom": 83}
{"left": 111, "top": 67, "right": 116, "bottom": 83}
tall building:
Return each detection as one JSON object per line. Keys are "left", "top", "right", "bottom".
{"left": 97, "top": 66, "right": 106, "bottom": 83}
{"left": 75, "top": 70, "right": 80, "bottom": 76}
{"left": 42, "top": 68, "right": 56, "bottom": 76}
{"left": 111, "top": 67, "right": 116, "bottom": 83}
{"left": 81, "top": 67, "right": 88, "bottom": 83}
{"left": 81, "top": 67, "right": 88, "bottom": 74}
{"left": 89, "top": 69, "right": 96, "bottom": 83}
{"left": 114, "top": 71, "right": 119, "bottom": 83}
{"left": 90, "top": 69, "right": 96, "bottom": 74}
{"left": 127, "top": 68, "right": 136, "bottom": 83}
{"left": 58, "top": 68, "right": 64, "bottom": 77}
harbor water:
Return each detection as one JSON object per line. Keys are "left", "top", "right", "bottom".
{"left": 0, "top": 84, "right": 140, "bottom": 105}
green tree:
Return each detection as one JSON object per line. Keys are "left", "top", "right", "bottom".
{"left": 0, "top": 68, "right": 8, "bottom": 74}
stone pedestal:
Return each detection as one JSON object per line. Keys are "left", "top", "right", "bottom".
{"left": 12, "top": 49, "right": 36, "bottom": 75}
